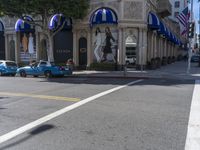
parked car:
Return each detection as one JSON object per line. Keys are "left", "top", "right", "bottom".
{"left": 17, "top": 60, "right": 72, "bottom": 77}
{"left": 125, "top": 56, "right": 136, "bottom": 65}
{"left": 0, "top": 60, "right": 18, "bottom": 76}
{"left": 191, "top": 55, "right": 200, "bottom": 62}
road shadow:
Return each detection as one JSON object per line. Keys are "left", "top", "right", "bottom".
{"left": 0, "top": 124, "right": 55, "bottom": 150}
{"left": 38, "top": 77, "right": 196, "bottom": 87}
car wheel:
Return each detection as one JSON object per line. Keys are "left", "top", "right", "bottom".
{"left": 33, "top": 75, "right": 38, "bottom": 77}
{"left": 20, "top": 70, "right": 27, "bottom": 77}
{"left": 44, "top": 71, "right": 52, "bottom": 78}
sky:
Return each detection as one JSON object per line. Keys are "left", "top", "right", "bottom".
{"left": 193, "top": 0, "right": 199, "bottom": 33}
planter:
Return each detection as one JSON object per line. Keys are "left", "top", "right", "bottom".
{"left": 155, "top": 57, "right": 161, "bottom": 68}
{"left": 89, "top": 62, "right": 116, "bottom": 71}
{"left": 172, "top": 56, "right": 176, "bottom": 63}
{"left": 162, "top": 57, "right": 167, "bottom": 66}
{"left": 167, "top": 56, "right": 172, "bottom": 64}
{"left": 150, "top": 58, "right": 156, "bottom": 70}
{"left": 177, "top": 55, "right": 183, "bottom": 61}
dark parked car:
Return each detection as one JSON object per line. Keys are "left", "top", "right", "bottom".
{"left": 191, "top": 55, "right": 200, "bottom": 62}
{"left": 0, "top": 60, "right": 18, "bottom": 76}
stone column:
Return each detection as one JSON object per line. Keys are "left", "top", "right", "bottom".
{"left": 138, "top": 28, "right": 147, "bottom": 66}
{"left": 73, "top": 30, "right": 77, "bottom": 66}
{"left": 151, "top": 32, "right": 154, "bottom": 59}
{"left": 118, "top": 27, "right": 123, "bottom": 66}
{"left": 161, "top": 38, "right": 164, "bottom": 58}
{"left": 5, "top": 33, "right": 9, "bottom": 60}
{"left": 157, "top": 36, "right": 160, "bottom": 58}
{"left": 154, "top": 33, "right": 157, "bottom": 58}
{"left": 159, "top": 38, "right": 162, "bottom": 58}
{"left": 36, "top": 32, "right": 40, "bottom": 61}
{"left": 142, "top": 29, "right": 147, "bottom": 66}
{"left": 138, "top": 28, "right": 142, "bottom": 65}
{"left": 15, "top": 33, "right": 20, "bottom": 64}
{"left": 164, "top": 39, "right": 167, "bottom": 57}
{"left": 87, "top": 29, "right": 92, "bottom": 67}
{"left": 147, "top": 31, "right": 150, "bottom": 62}
{"left": 122, "top": 28, "right": 126, "bottom": 66}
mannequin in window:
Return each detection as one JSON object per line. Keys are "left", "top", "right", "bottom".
{"left": 102, "top": 27, "right": 115, "bottom": 62}
{"left": 94, "top": 27, "right": 102, "bottom": 62}
{"left": 22, "top": 33, "right": 28, "bottom": 53}
{"left": 28, "top": 33, "right": 34, "bottom": 54}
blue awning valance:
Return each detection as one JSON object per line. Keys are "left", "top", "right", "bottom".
{"left": 49, "top": 14, "right": 72, "bottom": 31}
{"left": 157, "top": 21, "right": 166, "bottom": 35}
{"left": 0, "top": 21, "right": 4, "bottom": 32}
{"left": 90, "top": 7, "right": 118, "bottom": 26}
{"left": 148, "top": 12, "right": 160, "bottom": 30}
{"left": 15, "top": 16, "right": 35, "bottom": 32}
{"left": 165, "top": 28, "right": 171, "bottom": 40}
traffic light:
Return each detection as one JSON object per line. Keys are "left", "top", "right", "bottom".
{"left": 188, "top": 22, "right": 195, "bottom": 38}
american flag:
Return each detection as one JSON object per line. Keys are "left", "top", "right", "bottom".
{"left": 176, "top": 7, "right": 190, "bottom": 36}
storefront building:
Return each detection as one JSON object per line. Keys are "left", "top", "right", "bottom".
{"left": 0, "top": 0, "right": 185, "bottom": 70}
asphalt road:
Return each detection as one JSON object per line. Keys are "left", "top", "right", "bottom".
{"left": 0, "top": 76, "right": 196, "bottom": 150}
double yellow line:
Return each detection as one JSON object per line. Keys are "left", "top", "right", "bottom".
{"left": 0, "top": 92, "right": 80, "bottom": 102}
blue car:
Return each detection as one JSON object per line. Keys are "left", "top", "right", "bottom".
{"left": 17, "top": 60, "right": 72, "bottom": 78}
{"left": 0, "top": 60, "right": 18, "bottom": 76}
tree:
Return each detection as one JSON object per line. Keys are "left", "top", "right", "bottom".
{"left": 0, "top": 0, "right": 89, "bottom": 61}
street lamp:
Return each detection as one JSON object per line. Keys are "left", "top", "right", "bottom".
{"left": 187, "top": 0, "right": 194, "bottom": 74}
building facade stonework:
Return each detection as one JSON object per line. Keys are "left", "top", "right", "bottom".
{"left": 0, "top": 0, "right": 184, "bottom": 70}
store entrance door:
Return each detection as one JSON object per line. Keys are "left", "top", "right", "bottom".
{"left": 79, "top": 37, "right": 87, "bottom": 69}
{"left": 0, "top": 32, "right": 5, "bottom": 60}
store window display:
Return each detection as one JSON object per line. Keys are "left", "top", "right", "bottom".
{"left": 28, "top": 33, "right": 34, "bottom": 54}
{"left": 22, "top": 33, "right": 28, "bottom": 53}
{"left": 93, "top": 26, "right": 118, "bottom": 63}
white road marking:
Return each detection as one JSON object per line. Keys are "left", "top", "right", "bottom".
{"left": 0, "top": 79, "right": 143, "bottom": 144}
{"left": 185, "top": 80, "right": 200, "bottom": 150}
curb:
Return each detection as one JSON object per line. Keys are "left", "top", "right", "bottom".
{"left": 68, "top": 74, "right": 150, "bottom": 79}
{"left": 66, "top": 74, "right": 198, "bottom": 80}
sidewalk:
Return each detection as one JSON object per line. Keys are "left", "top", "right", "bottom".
{"left": 73, "top": 61, "right": 200, "bottom": 80}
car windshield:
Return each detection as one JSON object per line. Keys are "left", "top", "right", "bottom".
{"left": 6, "top": 62, "right": 17, "bottom": 67}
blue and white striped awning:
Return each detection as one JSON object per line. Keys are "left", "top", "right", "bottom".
{"left": 148, "top": 12, "right": 160, "bottom": 30}
{"left": 0, "top": 21, "right": 4, "bottom": 32}
{"left": 90, "top": 7, "right": 118, "bottom": 26}
{"left": 49, "top": 14, "right": 72, "bottom": 31}
{"left": 15, "top": 16, "right": 35, "bottom": 32}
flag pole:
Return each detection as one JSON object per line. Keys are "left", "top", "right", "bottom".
{"left": 187, "top": 0, "right": 193, "bottom": 74}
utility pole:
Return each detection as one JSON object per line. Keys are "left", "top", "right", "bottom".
{"left": 187, "top": 0, "right": 194, "bottom": 74}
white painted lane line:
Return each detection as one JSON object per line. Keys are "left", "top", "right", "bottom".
{"left": 0, "top": 79, "right": 143, "bottom": 144}
{"left": 185, "top": 80, "right": 200, "bottom": 150}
